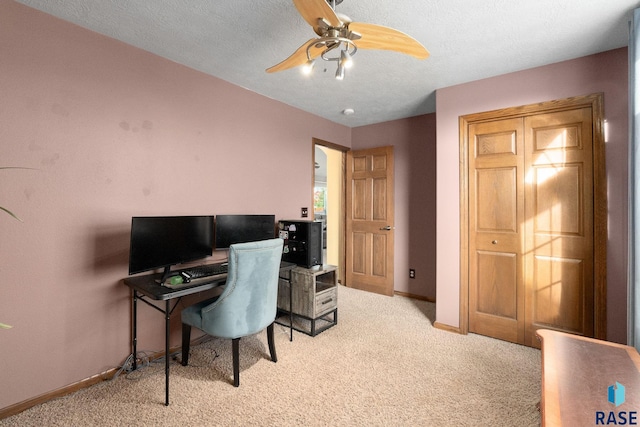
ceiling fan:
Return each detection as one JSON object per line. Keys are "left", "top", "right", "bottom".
{"left": 266, "top": 0, "right": 429, "bottom": 80}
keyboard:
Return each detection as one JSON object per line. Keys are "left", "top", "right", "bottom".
{"left": 182, "top": 263, "right": 228, "bottom": 279}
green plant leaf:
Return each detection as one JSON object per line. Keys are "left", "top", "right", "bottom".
{"left": 0, "top": 167, "right": 38, "bottom": 171}
{"left": 0, "top": 205, "right": 23, "bottom": 221}
{"left": 1, "top": 166, "right": 38, "bottom": 221}
{"left": 0, "top": 322, "right": 13, "bottom": 329}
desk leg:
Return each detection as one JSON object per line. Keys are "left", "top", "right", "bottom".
{"left": 132, "top": 291, "right": 138, "bottom": 371}
{"left": 165, "top": 300, "right": 170, "bottom": 406}
{"left": 289, "top": 279, "right": 293, "bottom": 342}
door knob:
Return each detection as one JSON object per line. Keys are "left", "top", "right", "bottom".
{"left": 380, "top": 226, "right": 393, "bottom": 231}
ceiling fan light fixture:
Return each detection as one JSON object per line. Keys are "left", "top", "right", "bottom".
{"left": 302, "top": 58, "right": 315, "bottom": 75}
{"left": 335, "top": 63, "right": 345, "bottom": 80}
{"left": 340, "top": 49, "right": 353, "bottom": 69}
{"left": 266, "top": 0, "right": 430, "bottom": 78}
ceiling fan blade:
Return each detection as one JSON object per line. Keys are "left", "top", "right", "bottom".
{"left": 293, "top": 0, "right": 342, "bottom": 35}
{"left": 266, "top": 39, "right": 324, "bottom": 73}
{"left": 348, "top": 22, "right": 430, "bottom": 59}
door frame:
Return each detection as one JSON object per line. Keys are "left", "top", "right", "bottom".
{"left": 458, "top": 93, "right": 607, "bottom": 339}
{"left": 312, "top": 137, "right": 348, "bottom": 285}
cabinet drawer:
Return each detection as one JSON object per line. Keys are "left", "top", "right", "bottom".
{"left": 315, "top": 286, "right": 337, "bottom": 316}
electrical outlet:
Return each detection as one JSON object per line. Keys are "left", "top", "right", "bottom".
{"left": 409, "top": 269, "right": 415, "bottom": 279}
{"left": 301, "top": 207, "right": 308, "bottom": 218}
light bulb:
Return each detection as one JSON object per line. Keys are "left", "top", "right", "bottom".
{"left": 341, "top": 50, "right": 353, "bottom": 69}
{"left": 302, "top": 59, "right": 315, "bottom": 75}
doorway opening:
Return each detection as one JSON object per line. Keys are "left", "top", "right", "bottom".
{"left": 313, "top": 138, "right": 347, "bottom": 285}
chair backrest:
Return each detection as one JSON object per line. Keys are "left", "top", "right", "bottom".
{"left": 200, "top": 238, "right": 284, "bottom": 339}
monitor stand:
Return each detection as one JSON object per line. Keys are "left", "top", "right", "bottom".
{"left": 155, "top": 265, "right": 173, "bottom": 284}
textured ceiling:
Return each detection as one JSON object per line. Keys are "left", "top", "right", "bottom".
{"left": 15, "top": 0, "right": 639, "bottom": 127}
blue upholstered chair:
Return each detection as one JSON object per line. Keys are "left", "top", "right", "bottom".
{"left": 180, "top": 238, "right": 284, "bottom": 387}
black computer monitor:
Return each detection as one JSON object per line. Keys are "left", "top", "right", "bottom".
{"left": 214, "top": 214, "right": 276, "bottom": 249}
{"left": 128, "top": 216, "right": 214, "bottom": 279}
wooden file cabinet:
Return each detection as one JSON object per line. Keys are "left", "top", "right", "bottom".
{"left": 277, "top": 265, "right": 338, "bottom": 336}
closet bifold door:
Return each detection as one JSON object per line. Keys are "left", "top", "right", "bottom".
{"left": 464, "top": 96, "right": 602, "bottom": 348}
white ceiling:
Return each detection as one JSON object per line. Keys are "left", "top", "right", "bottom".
{"left": 15, "top": 0, "right": 639, "bottom": 127}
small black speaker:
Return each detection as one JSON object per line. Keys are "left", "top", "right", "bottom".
{"left": 279, "top": 220, "right": 323, "bottom": 268}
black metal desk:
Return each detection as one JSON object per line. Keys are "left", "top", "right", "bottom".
{"left": 123, "top": 272, "right": 225, "bottom": 406}
{"left": 123, "top": 261, "right": 296, "bottom": 406}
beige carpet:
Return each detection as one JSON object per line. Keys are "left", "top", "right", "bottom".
{"left": 0, "top": 286, "right": 541, "bottom": 426}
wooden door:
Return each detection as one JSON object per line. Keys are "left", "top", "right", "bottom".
{"left": 465, "top": 96, "right": 603, "bottom": 347}
{"left": 468, "top": 118, "right": 525, "bottom": 343}
{"left": 523, "top": 108, "right": 594, "bottom": 346}
{"left": 346, "top": 146, "right": 395, "bottom": 296}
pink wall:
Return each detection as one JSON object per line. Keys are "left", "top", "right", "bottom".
{"left": 435, "top": 48, "right": 629, "bottom": 343}
{"left": 352, "top": 115, "right": 437, "bottom": 299}
{"left": 0, "top": 2, "right": 350, "bottom": 410}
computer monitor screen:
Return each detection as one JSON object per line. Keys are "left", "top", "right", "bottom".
{"left": 215, "top": 214, "right": 276, "bottom": 249}
{"left": 128, "top": 215, "right": 214, "bottom": 275}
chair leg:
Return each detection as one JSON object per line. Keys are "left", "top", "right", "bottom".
{"left": 181, "top": 323, "right": 191, "bottom": 366}
{"left": 267, "top": 322, "right": 277, "bottom": 363}
{"left": 232, "top": 338, "right": 240, "bottom": 387}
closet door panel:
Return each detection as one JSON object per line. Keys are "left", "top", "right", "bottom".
{"left": 468, "top": 118, "right": 525, "bottom": 344}
{"left": 524, "top": 108, "right": 594, "bottom": 346}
